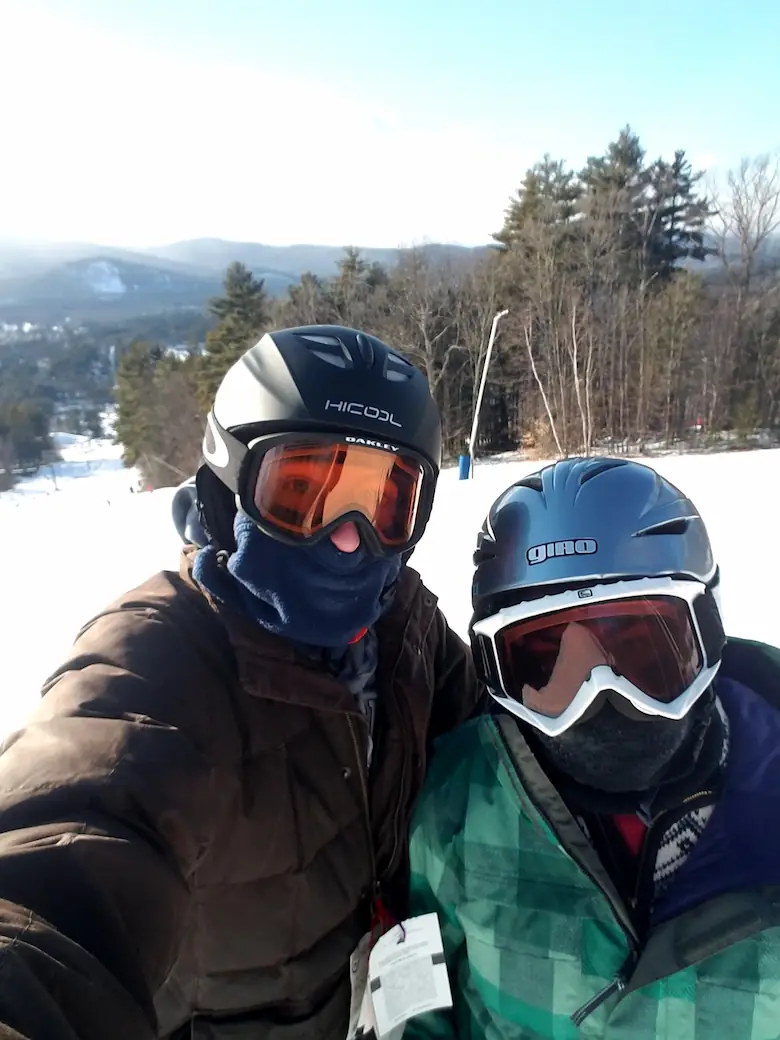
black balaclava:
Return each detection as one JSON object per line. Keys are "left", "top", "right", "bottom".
{"left": 530, "top": 690, "right": 723, "bottom": 812}
{"left": 193, "top": 510, "right": 402, "bottom": 649}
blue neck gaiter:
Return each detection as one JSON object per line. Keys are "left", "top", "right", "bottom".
{"left": 193, "top": 511, "right": 403, "bottom": 649}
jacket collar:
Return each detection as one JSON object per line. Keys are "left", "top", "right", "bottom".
{"left": 180, "top": 548, "right": 437, "bottom": 713}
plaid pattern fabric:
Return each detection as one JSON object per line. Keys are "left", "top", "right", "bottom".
{"left": 407, "top": 717, "right": 780, "bottom": 1040}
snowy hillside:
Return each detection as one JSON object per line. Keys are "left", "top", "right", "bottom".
{"left": 0, "top": 439, "right": 182, "bottom": 735}
{"left": 1, "top": 440, "right": 778, "bottom": 739}
{"left": 0, "top": 255, "right": 222, "bottom": 324}
{"left": 81, "top": 260, "right": 127, "bottom": 296}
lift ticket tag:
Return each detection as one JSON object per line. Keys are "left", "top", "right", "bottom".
{"left": 347, "top": 914, "right": 452, "bottom": 1039}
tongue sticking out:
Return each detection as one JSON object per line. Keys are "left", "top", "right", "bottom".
{"left": 330, "top": 521, "right": 361, "bottom": 553}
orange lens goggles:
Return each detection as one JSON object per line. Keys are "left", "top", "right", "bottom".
{"left": 251, "top": 440, "right": 425, "bottom": 547}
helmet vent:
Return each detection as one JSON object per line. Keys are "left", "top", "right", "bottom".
{"left": 300, "top": 335, "right": 353, "bottom": 369}
{"left": 513, "top": 475, "right": 543, "bottom": 492}
{"left": 355, "top": 333, "right": 375, "bottom": 367}
{"left": 384, "top": 352, "right": 414, "bottom": 382}
{"left": 635, "top": 517, "right": 692, "bottom": 537}
{"left": 300, "top": 334, "right": 343, "bottom": 346}
{"left": 578, "top": 458, "right": 628, "bottom": 485}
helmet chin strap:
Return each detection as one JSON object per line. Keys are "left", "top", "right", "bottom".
{"left": 195, "top": 464, "right": 239, "bottom": 554}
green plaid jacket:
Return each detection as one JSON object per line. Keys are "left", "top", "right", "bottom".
{"left": 407, "top": 709, "right": 780, "bottom": 1040}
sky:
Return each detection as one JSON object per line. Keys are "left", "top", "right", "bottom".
{"left": 0, "top": 0, "right": 778, "bottom": 250}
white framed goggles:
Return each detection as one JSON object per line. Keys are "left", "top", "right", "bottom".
{"left": 471, "top": 577, "right": 724, "bottom": 737}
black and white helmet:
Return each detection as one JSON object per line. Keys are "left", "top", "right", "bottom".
{"left": 197, "top": 325, "right": 442, "bottom": 551}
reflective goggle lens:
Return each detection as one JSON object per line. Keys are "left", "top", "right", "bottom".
{"left": 252, "top": 440, "right": 424, "bottom": 547}
{"left": 495, "top": 597, "right": 702, "bottom": 719}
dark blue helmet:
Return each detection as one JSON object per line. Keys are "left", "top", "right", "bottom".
{"left": 472, "top": 457, "right": 719, "bottom": 623}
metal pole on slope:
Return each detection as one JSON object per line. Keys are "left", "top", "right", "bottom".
{"left": 468, "top": 308, "right": 509, "bottom": 478}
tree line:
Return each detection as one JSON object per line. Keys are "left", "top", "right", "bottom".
{"left": 0, "top": 309, "right": 214, "bottom": 487}
{"left": 114, "top": 126, "right": 780, "bottom": 488}
{"left": 0, "top": 401, "right": 52, "bottom": 490}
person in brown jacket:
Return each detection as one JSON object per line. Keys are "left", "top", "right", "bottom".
{"left": 0, "top": 326, "right": 483, "bottom": 1040}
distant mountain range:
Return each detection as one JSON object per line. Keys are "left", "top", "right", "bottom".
{"left": 0, "top": 238, "right": 487, "bottom": 325}
{"left": 4, "top": 234, "right": 772, "bottom": 327}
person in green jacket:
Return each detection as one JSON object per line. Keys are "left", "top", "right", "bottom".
{"left": 407, "top": 457, "right": 780, "bottom": 1040}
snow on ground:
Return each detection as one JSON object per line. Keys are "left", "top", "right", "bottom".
{"left": 1, "top": 440, "right": 778, "bottom": 739}
{"left": 0, "top": 439, "right": 182, "bottom": 735}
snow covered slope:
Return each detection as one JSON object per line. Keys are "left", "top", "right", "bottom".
{"left": 0, "top": 439, "right": 181, "bottom": 734}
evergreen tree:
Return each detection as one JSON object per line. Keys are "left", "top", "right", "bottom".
{"left": 579, "top": 126, "right": 649, "bottom": 279}
{"left": 580, "top": 130, "right": 713, "bottom": 285}
{"left": 148, "top": 352, "right": 204, "bottom": 486}
{"left": 114, "top": 341, "right": 164, "bottom": 467}
{"left": 197, "top": 262, "right": 269, "bottom": 411}
{"left": 209, "top": 262, "right": 269, "bottom": 329}
{"left": 0, "top": 401, "right": 52, "bottom": 473}
{"left": 336, "top": 247, "right": 368, "bottom": 281}
{"left": 365, "top": 261, "right": 390, "bottom": 291}
{"left": 494, "top": 155, "right": 581, "bottom": 247}
{"left": 115, "top": 342, "right": 203, "bottom": 488}
{"left": 279, "top": 272, "right": 332, "bottom": 326}
{"left": 325, "top": 247, "right": 375, "bottom": 325}
{"left": 645, "top": 151, "right": 714, "bottom": 279}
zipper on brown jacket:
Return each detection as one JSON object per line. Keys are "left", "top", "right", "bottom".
{"left": 346, "top": 715, "right": 380, "bottom": 899}
{"left": 385, "top": 697, "right": 410, "bottom": 882}
{"left": 346, "top": 711, "right": 407, "bottom": 942}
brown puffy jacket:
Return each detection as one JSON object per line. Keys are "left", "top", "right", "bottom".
{"left": 0, "top": 552, "right": 483, "bottom": 1040}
